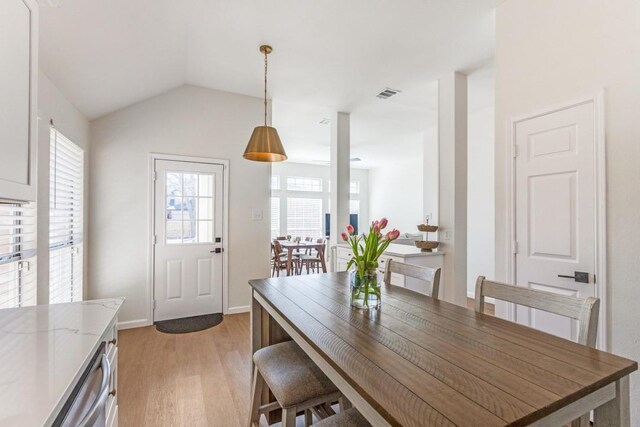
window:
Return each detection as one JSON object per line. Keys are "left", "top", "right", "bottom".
{"left": 271, "top": 175, "right": 280, "bottom": 190}
{"left": 350, "top": 200, "right": 360, "bottom": 215}
{"left": 287, "top": 177, "right": 322, "bottom": 192}
{"left": 271, "top": 197, "right": 280, "bottom": 239}
{"left": 0, "top": 203, "right": 37, "bottom": 308}
{"left": 49, "top": 128, "right": 84, "bottom": 304}
{"left": 165, "top": 172, "right": 214, "bottom": 244}
{"left": 286, "top": 198, "right": 323, "bottom": 238}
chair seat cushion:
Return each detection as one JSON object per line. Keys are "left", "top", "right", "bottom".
{"left": 253, "top": 341, "right": 338, "bottom": 408}
{"left": 313, "top": 408, "right": 370, "bottom": 427}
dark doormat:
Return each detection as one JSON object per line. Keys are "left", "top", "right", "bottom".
{"left": 155, "top": 313, "right": 223, "bottom": 334}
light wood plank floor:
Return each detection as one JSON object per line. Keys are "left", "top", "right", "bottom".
{"left": 119, "top": 313, "right": 252, "bottom": 427}
{"left": 119, "top": 300, "right": 494, "bottom": 426}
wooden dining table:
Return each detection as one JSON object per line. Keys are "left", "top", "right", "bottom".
{"left": 249, "top": 272, "right": 637, "bottom": 426}
{"left": 278, "top": 240, "right": 327, "bottom": 276}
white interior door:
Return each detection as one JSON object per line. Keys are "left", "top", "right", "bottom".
{"left": 154, "top": 159, "right": 224, "bottom": 321}
{"left": 514, "top": 101, "right": 598, "bottom": 342}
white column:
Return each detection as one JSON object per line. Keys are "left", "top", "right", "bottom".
{"left": 330, "top": 112, "right": 350, "bottom": 252}
{"left": 438, "top": 72, "right": 467, "bottom": 306}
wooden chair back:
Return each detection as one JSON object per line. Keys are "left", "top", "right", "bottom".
{"left": 272, "top": 240, "right": 284, "bottom": 256}
{"left": 275, "top": 236, "right": 287, "bottom": 241}
{"left": 384, "top": 260, "right": 441, "bottom": 299}
{"left": 474, "top": 276, "right": 600, "bottom": 347}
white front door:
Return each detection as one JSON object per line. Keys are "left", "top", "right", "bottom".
{"left": 514, "top": 101, "right": 599, "bottom": 343}
{"left": 153, "top": 159, "right": 224, "bottom": 321}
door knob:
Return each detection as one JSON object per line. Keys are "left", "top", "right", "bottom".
{"left": 558, "top": 271, "right": 590, "bottom": 283}
{"left": 210, "top": 248, "right": 224, "bottom": 254}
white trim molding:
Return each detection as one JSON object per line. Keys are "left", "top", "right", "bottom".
{"left": 148, "top": 153, "right": 231, "bottom": 325}
{"left": 118, "top": 319, "right": 152, "bottom": 330}
{"left": 504, "top": 92, "right": 607, "bottom": 350}
{"left": 226, "top": 305, "right": 250, "bottom": 315}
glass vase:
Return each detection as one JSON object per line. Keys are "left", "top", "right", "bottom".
{"left": 350, "top": 268, "right": 381, "bottom": 309}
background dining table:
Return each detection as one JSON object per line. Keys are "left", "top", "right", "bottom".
{"left": 278, "top": 240, "right": 327, "bottom": 275}
{"left": 249, "top": 272, "right": 637, "bottom": 426}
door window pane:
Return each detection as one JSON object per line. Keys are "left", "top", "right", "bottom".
{"left": 165, "top": 172, "right": 215, "bottom": 244}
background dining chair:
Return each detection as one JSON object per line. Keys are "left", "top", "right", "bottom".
{"left": 383, "top": 260, "right": 441, "bottom": 299}
{"left": 272, "top": 240, "right": 298, "bottom": 276}
{"left": 299, "top": 239, "right": 325, "bottom": 274}
{"left": 474, "top": 276, "right": 600, "bottom": 427}
{"left": 249, "top": 341, "right": 344, "bottom": 427}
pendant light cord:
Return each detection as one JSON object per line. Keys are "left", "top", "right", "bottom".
{"left": 264, "top": 49, "right": 268, "bottom": 126}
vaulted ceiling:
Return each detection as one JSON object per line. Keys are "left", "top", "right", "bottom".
{"left": 39, "top": 0, "right": 498, "bottom": 166}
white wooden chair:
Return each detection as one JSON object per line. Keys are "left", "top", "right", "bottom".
{"left": 383, "top": 260, "right": 441, "bottom": 299}
{"left": 474, "top": 276, "right": 600, "bottom": 427}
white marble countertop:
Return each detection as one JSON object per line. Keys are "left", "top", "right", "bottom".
{"left": 338, "top": 243, "right": 444, "bottom": 259}
{"left": 0, "top": 298, "right": 124, "bottom": 427}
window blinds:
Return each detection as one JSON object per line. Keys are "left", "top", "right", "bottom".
{"left": 49, "top": 127, "right": 84, "bottom": 304}
{"left": 0, "top": 203, "right": 37, "bottom": 308}
{"left": 286, "top": 197, "right": 323, "bottom": 238}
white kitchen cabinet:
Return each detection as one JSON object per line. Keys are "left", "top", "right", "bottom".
{"left": 336, "top": 244, "right": 444, "bottom": 296}
{"left": 0, "top": 0, "right": 38, "bottom": 201}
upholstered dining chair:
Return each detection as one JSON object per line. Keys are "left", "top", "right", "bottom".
{"left": 312, "top": 408, "right": 370, "bottom": 426}
{"left": 474, "top": 276, "right": 600, "bottom": 427}
{"left": 272, "top": 240, "right": 298, "bottom": 276}
{"left": 249, "top": 341, "right": 348, "bottom": 427}
{"left": 383, "top": 260, "right": 441, "bottom": 299}
{"left": 299, "top": 239, "right": 325, "bottom": 274}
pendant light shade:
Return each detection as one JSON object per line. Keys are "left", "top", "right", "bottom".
{"left": 243, "top": 125, "right": 287, "bottom": 162}
{"left": 243, "top": 45, "right": 287, "bottom": 162}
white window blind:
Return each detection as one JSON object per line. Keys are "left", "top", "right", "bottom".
{"left": 49, "top": 127, "right": 84, "bottom": 304}
{"left": 287, "top": 177, "right": 322, "bottom": 192}
{"left": 0, "top": 203, "right": 37, "bottom": 308}
{"left": 271, "top": 197, "right": 280, "bottom": 239}
{"left": 286, "top": 198, "right": 323, "bottom": 238}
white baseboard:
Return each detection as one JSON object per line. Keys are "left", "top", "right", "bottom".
{"left": 118, "top": 318, "right": 152, "bottom": 330}
{"left": 225, "top": 305, "right": 250, "bottom": 315}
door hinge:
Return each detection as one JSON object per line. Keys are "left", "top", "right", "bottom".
{"left": 513, "top": 241, "right": 519, "bottom": 254}
{"left": 513, "top": 144, "right": 519, "bottom": 158}
{"left": 152, "top": 235, "right": 157, "bottom": 245}
{"left": 153, "top": 300, "right": 156, "bottom": 310}
{"left": 153, "top": 171, "right": 158, "bottom": 181}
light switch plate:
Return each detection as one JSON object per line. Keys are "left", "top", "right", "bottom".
{"left": 251, "top": 209, "right": 263, "bottom": 221}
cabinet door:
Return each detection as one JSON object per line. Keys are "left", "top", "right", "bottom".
{"left": 0, "top": 0, "right": 38, "bottom": 201}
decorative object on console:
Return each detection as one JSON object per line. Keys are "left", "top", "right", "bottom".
{"left": 415, "top": 220, "right": 440, "bottom": 252}
{"left": 243, "top": 44, "right": 287, "bottom": 162}
{"left": 341, "top": 218, "right": 399, "bottom": 309}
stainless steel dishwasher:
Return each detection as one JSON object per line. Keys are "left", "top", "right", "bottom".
{"left": 53, "top": 342, "right": 112, "bottom": 427}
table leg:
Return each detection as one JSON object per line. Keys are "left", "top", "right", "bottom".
{"left": 250, "top": 290, "right": 262, "bottom": 373}
{"left": 319, "top": 247, "right": 327, "bottom": 273}
{"left": 287, "top": 248, "right": 294, "bottom": 275}
{"left": 594, "top": 376, "right": 630, "bottom": 427}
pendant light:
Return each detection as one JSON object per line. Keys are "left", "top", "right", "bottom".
{"left": 243, "top": 45, "right": 287, "bottom": 162}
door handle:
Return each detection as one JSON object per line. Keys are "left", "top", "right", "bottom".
{"left": 210, "top": 248, "right": 224, "bottom": 254}
{"left": 558, "top": 271, "right": 590, "bottom": 283}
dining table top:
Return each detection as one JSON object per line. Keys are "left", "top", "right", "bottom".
{"left": 249, "top": 272, "right": 637, "bottom": 426}
{"left": 278, "top": 240, "right": 324, "bottom": 249}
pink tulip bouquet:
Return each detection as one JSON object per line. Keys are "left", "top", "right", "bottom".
{"left": 341, "top": 218, "right": 400, "bottom": 309}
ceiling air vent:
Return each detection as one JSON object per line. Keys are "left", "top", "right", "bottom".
{"left": 376, "top": 87, "right": 401, "bottom": 100}
{"left": 319, "top": 118, "right": 331, "bottom": 125}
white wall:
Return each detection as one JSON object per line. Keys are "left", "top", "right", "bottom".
{"left": 368, "top": 157, "right": 423, "bottom": 233}
{"left": 467, "top": 87, "right": 495, "bottom": 296}
{"left": 270, "top": 162, "right": 369, "bottom": 235}
{"left": 89, "top": 85, "right": 271, "bottom": 325}
{"left": 37, "top": 71, "right": 90, "bottom": 304}
{"left": 495, "top": 0, "right": 640, "bottom": 419}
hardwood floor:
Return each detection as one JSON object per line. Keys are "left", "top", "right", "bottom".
{"left": 119, "top": 313, "right": 252, "bottom": 427}
{"left": 118, "top": 299, "right": 494, "bottom": 426}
